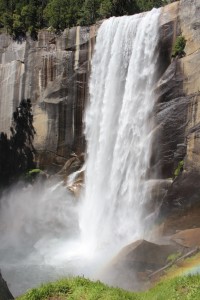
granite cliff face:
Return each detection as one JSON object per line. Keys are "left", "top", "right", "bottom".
{"left": 0, "top": 26, "right": 97, "bottom": 170}
{"left": 0, "top": 0, "right": 200, "bottom": 186}
{"left": 155, "top": 0, "right": 200, "bottom": 214}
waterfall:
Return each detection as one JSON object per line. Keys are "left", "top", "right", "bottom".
{"left": 80, "top": 9, "right": 160, "bottom": 254}
{"left": 0, "top": 9, "right": 161, "bottom": 296}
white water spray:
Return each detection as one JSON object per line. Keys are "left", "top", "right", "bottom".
{"left": 80, "top": 9, "right": 160, "bottom": 254}
{"left": 0, "top": 9, "right": 161, "bottom": 296}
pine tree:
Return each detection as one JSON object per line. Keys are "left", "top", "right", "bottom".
{"left": 0, "top": 99, "right": 36, "bottom": 186}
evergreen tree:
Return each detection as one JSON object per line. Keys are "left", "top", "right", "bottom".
{"left": 79, "top": 0, "right": 101, "bottom": 25}
{"left": 0, "top": 99, "right": 36, "bottom": 187}
{"left": 0, "top": 0, "right": 169, "bottom": 37}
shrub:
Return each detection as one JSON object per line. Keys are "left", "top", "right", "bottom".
{"left": 174, "top": 160, "right": 184, "bottom": 178}
{"left": 172, "top": 35, "right": 186, "bottom": 58}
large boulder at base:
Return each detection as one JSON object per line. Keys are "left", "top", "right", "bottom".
{"left": 0, "top": 272, "right": 13, "bottom": 300}
{"left": 100, "top": 239, "right": 178, "bottom": 291}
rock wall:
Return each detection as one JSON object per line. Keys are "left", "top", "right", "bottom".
{"left": 0, "top": 272, "right": 14, "bottom": 300}
{"left": 0, "top": 26, "right": 97, "bottom": 170}
{"left": 156, "top": 0, "right": 200, "bottom": 213}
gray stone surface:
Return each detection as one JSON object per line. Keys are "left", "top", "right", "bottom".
{"left": 0, "top": 26, "right": 97, "bottom": 169}
{"left": 157, "top": 0, "right": 200, "bottom": 213}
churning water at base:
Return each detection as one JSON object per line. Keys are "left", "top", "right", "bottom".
{"left": 0, "top": 9, "right": 160, "bottom": 296}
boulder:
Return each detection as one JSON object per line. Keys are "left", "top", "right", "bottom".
{"left": 100, "top": 240, "right": 178, "bottom": 291}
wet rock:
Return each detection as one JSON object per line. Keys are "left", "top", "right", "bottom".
{"left": 155, "top": 96, "right": 189, "bottom": 178}
{"left": 160, "top": 169, "right": 200, "bottom": 217}
{"left": 0, "top": 272, "right": 13, "bottom": 300}
{"left": 152, "top": 0, "right": 200, "bottom": 217}
{"left": 56, "top": 154, "right": 84, "bottom": 196}
{"left": 57, "top": 153, "right": 84, "bottom": 177}
{"left": 67, "top": 171, "right": 84, "bottom": 197}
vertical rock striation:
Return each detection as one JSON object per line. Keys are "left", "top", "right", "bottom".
{"left": 0, "top": 26, "right": 97, "bottom": 169}
{"left": 156, "top": 0, "right": 200, "bottom": 213}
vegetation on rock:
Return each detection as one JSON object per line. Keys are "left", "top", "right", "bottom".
{"left": 0, "top": 0, "right": 171, "bottom": 37}
{"left": 174, "top": 160, "right": 184, "bottom": 178}
{"left": 172, "top": 35, "right": 186, "bottom": 58}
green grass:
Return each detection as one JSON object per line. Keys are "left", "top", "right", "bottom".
{"left": 142, "top": 275, "right": 200, "bottom": 300}
{"left": 18, "top": 275, "right": 200, "bottom": 300}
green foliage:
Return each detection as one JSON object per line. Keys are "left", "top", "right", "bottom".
{"left": 135, "top": 0, "right": 168, "bottom": 11}
{"left": 99, "top": 0, "right": 113, "bottom": 18}
{"left": 174, "top": 160, "right": 184, "bottom": 178}
{"left": 25, "top": 169, "right": 41, "bottom": 181}
{"left": 79, "top": 0, "right": 101, "bottom": 26}
{"left": 0, "top": 99, "right": 36, "bottom": 186}
{"left": 28, "top": 169, "right": 41, "bottom": 175}
{"left": 44, "top": 0, "right": 84, "bottom": 30}
{"left": 0, "top": 0, "right": 171, "bottom": 36}
{"left": 167, "top": 252, "right": 181, "bottom": 263}
{"left": 172, "top": 35, "right": 186, "bottom": 58}
{"left": 0, "top": 0, "right": 47, "bottom": 38}
{"left": 18, "top": 275, "right": 200, "bottom": 300}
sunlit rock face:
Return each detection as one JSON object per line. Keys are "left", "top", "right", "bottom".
{"left": 156, "top": 0, "right": 200, "bottom": 213}
{"left": 180, "top": 0, "right": 200, "bottom": 171}
{"left": 155, "top": 0, "right": 200, "bottom": 177}
{"left": 0, "top": 26, "right": 97, "bottom": 169}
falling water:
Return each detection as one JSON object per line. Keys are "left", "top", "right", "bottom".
{"left": 80, "top": 9, "right": 160, "bottom": 254}
{"left": 0, "top": 9, "right": 161, "bottom": 296}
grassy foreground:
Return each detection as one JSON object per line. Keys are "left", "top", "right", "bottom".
{"left": 18, "top": 274, "right": 200, "bottom": 300}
